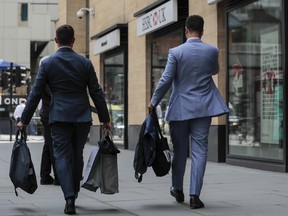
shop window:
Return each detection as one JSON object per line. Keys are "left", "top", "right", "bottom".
{"left": 104, "top": 52, "right": 125, "bottom": 144}
{"left": 227, "top": 0, "right": 283, "bottom": 160}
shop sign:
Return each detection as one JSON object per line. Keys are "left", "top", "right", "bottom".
{"left": 208, "top": 0, "right": 223, "bottom": 5}
{"left": 93, "top": 29, "right": 120, "bottom": 55}
{"left": 137, "top": 0, "right": 178, "bottom": 36}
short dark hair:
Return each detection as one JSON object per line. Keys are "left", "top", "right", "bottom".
{"left": 56, "top": 24, "right": 74, "bottom": 45}
{"left": 185, "top": 15, "right": 204, "bottom": 33}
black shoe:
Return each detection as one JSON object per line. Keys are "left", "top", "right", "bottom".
{"left": 190, "top": 195, "right": 204, "bottom": 209}
{"left": 64, "top": 197, "right": 76, "bottom": 215}
{"left": 170, "top": 187, "right": 184, "bottom": 203}
{"left": 40, "top": 176, "right": 54, "bottom": 185}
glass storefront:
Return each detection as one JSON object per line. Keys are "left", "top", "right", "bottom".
{"left": 151, "top": 30, "right": 183, "bottom": 135}
{"left": 227, "top": 0, "right": 283, "bottom": 160}
{"left": 104, "top": 52, "right": 125, "bottom": 146}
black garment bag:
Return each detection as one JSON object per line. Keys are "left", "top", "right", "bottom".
{"left": 151, "top": 109, "right": 171, "bottom": 177}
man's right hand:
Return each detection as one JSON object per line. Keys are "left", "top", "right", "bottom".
{"left": 148, "top": 102, "right": 154, "bottom": 113}
{"left": 16, "top": 121, "right": 26, "bottom": 131}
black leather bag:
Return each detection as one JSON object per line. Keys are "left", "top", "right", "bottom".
{"left": 151, "top": 110, "right": 171, "bottom": 177}
{"left": 9, "top": 130, "right": 38, "bottom": 196}
{"left": 98, "top": 130, "right": 120, "bottom": 155}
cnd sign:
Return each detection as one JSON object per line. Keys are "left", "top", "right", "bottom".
{"left": 0, "top": 95, "right": 26, "bottom": 106}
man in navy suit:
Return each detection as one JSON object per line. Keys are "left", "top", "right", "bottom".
{"left": 148, "top": 15, "right": 229, "bottom": 209}
{"left": 38, "top": 56, "right": 59, "bottom": 186}
{"left": 39, "top": 85, "right": 60, "bottom": 186}
{"left": 17, "top": 25, "right": 111, "bottom": 215}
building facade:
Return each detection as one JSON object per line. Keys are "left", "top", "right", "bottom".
{"left": 0, "top": 0, "right": 58, "bottom": 71}
{"left": 57, "top": 0, "right": 288, "bottom": 172}
{"left": 0, "top": 0, "right": 58, "bottom": 136}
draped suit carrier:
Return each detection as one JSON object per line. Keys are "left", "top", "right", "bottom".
{"left": 151, "top": 38, "right": 229, "bottom": 121}
{"left": 21, "top": 47, "right": 109, "bottom": 125}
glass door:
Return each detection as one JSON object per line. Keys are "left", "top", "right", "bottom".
{"left": 104, "top": 52, "right": 125, "bottom": 146}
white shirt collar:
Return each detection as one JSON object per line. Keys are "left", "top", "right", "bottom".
{"left": 187, "top": 37, "right": 200, "bottom": 42}
{"left": 58, "top": 46, "right": 72, "bottom": 49}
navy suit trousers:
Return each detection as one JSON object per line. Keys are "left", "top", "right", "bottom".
{"left": 50, "top": 122, "right": 91, "bottom": 199}
{"left": 40, "top": 118, "right": 57, "bottom": 181}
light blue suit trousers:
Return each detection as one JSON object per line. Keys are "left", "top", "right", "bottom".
{"left": 169, "top": 117, "right": 211, "bottom": 196}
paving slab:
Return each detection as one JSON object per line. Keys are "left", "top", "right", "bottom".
{"left": 1, "top": 139, "right": 288, "bottom": 216}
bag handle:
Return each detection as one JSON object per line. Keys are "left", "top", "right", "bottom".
{"left": 16, "top": 130, "right": 27, "bottom": 141}
{"left": 100, "top": 127, "right": 113, "bottom": 141}
{"left": 151, "top": 109, "right": 164, "bottom": 139}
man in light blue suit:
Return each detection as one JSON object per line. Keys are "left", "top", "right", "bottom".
{"left": 148, "top": 15, "right": 229, "bottom": 209}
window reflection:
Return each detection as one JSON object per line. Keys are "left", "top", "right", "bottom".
{"left": 228, "top": 0, "right": 283, "bottom": 160}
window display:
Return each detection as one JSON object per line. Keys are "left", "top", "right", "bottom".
{"left": 228, "top": 0, "right": 283, "bottom": 160}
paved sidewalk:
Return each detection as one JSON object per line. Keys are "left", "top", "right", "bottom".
{"left": 1, "top": 139, "right": 288, "bottom": 216}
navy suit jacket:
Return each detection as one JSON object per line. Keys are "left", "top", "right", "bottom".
{"left": 21, "top": 47, "right": 110, "bottom": 125}
{"left": 151, "top": 38, "right": 229, "bottom": 121}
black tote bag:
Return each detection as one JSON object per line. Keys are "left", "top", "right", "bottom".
{"left": 9, "top": 130, "right": 38, "bottom": 196}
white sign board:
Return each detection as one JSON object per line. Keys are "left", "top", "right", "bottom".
{"left": 137, "top": 0, "right": 178, "bottom": 36}
{"left": 93, "top": 29, "right": 120, "bottom": 55}
{"left": 260, "top": 26, "right": 282, "bottom": 144}
{"left": 208, "top": 0, "right": 223, "bottom": 5}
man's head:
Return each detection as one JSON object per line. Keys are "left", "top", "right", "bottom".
{"left": 55, "top": 24, "right": 75, "bottom": 47}
{"left": 185, "top": 15, "right": 204, "bottom": 38}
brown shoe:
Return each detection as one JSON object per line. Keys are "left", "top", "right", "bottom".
{"left": 190, "top": 195, "right": 204, "bottom": 209}
{"left": 64, "top": 197, "right": 76, "bottom": 215}
{"left": 170, "top": 187, "right": 184, "bottom": 203}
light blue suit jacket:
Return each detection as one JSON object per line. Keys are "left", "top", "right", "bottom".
{"left": 151, "top": 38, "right": 229, "bottom": 121}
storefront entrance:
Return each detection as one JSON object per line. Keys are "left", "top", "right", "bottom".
{"left": 151, "top": 30, "right": 184, "bottom": 136}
